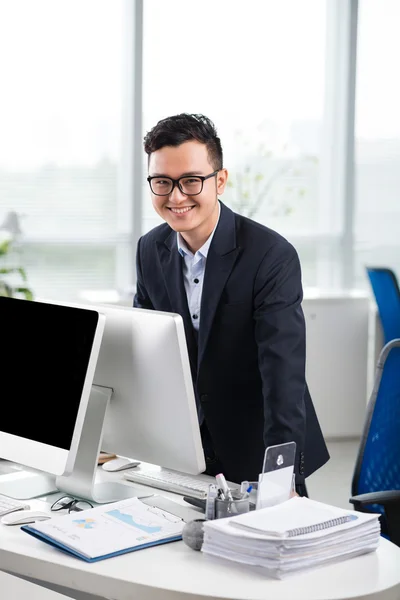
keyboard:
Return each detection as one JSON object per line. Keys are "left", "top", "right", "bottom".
{"left": 0, "top": 494, "right": 30, "bottom": 517}
{"left": 123, "top": 468, "right": 211, "bottom": 499}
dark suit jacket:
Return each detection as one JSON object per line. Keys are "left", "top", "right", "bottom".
{"left": 134, "top": 201, "right": 330, "bottom": 484}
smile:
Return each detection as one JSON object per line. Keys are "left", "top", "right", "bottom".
{"left": 168, "top": 206, "right": 195, "bottom": 214}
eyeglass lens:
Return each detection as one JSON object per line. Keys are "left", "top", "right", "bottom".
{"left": 51, "top": 496, "right": 74, "bottom": 511}
{"left": 71, "top": 500, "right": 93, "bottom": 512}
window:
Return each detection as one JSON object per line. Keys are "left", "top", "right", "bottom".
{"left": 143, "top": 0, "right": 328, "bottom": 287}
{"left": 4, "top": 2, "right": 391, "bottom": 300}
{"left": 354, "top": 0, "right": 400, "bottom": 288}
{"left": 0, "top": 0, "right": 127, "bottom": 301}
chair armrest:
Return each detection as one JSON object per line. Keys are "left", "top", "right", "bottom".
{"left": 350, "top": 490, "right": 400, "bottom": 507}
{"left": 350, "top": 490, "right": 400, "bottom": 547}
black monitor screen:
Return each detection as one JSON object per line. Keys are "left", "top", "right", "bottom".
{"left": 1, "top": 297, "right": 99, "bottom": 450}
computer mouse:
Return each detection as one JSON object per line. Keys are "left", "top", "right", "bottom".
{"left": 1, "top": 509, "right": 51, "bottom": 526}
{"left": 101, "top": 457, "right": 140, "bottom": 472}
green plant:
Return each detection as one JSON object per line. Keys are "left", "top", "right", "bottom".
{"left": 0, "top": 231, "right": 33, "bottom": 300}
{"left": 224, "top": 126, "right": 317, "bottom": 220}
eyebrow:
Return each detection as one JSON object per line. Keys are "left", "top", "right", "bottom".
{"left": 149, "top": 171, "right": 205, "bottom": 178}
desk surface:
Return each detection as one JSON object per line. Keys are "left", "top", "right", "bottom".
{"left": 0, "top": 569, "right": 74, "bottom": 599}
{"left": 1, "top": 473, "right": 400, "bottom": 600}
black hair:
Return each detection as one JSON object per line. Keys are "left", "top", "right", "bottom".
{"left": 144, "top": 113, "right": 223, "bottom": 170}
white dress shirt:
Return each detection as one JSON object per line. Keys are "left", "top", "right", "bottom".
{"left": 177, "top": 203, "right": 221, "bottom": 331}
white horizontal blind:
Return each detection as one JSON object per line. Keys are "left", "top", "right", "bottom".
{"left": 354, "top": 0, "right": 400, "bottom": 288}
{"left": 0, "top": 0, "right": 127, "bottom": 302}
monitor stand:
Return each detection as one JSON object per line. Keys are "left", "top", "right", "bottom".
{"left": 0, "top": 462, "right": 57, "bottom": 499}
{"left": 56, "top": 384, "right": 138, "bottom": 504}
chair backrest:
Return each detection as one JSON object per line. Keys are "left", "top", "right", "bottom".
{"left": 352, "top": 339, "right": 400, "bottom": 515}
{"left": 366, "top": 267, "right": 400, "bottom": 344}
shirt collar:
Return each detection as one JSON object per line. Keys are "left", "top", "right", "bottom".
{"left": 177, "top": 201, "right": 221, "bottom": 259}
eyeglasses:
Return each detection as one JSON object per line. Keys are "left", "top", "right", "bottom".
{"left": 50, "top": 495, "right": 93, "bottom": 514}
{"left": 147, "top": 170, "right": 218, "bottom": 196}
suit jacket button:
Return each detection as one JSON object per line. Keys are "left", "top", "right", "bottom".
{"left": 200, "top": 394, "right": 209, "bottom": 402}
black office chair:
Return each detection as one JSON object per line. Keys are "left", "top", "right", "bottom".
{"left": 350, "top": 338, "right": 400, "bottom": 546}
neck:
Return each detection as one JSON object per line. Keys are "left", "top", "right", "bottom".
{"left": 181, "top": 232, "right": 208, "bottom": 254}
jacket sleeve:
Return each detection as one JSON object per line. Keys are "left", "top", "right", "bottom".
{"left": 253, "top": 241, "right": 307, "bottom": 484}
{"left": 133, "top": 237, "right": 154, "bottom": 310}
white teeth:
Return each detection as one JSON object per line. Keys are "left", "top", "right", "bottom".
{"left": 169, "top": 206, "right": 194, "bottom": 214}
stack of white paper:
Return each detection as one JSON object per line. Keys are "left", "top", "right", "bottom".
{"left": 202, "top": 497, "right": 381, "bottom": 578}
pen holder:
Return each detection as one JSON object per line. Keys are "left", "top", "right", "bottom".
{"left": 214, "top": 494, "right": 250, "bottom": 519}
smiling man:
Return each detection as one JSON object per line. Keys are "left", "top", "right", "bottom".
{"left": 134, "top": 113, "right": 329, "bottom": 494}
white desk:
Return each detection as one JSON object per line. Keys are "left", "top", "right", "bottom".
{"left": 0, "top": 569, "right": 74, "bottom": 599}
{"left": 1, "top": 475, "right": 400, "bottom": 600}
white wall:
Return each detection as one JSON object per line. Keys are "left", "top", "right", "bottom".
{"left": 303, "top": 292, "right": 371, "bottom": 439}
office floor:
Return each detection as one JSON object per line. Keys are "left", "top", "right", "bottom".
{"left": 306, "top": 438, "right": 360, "bottom": 509}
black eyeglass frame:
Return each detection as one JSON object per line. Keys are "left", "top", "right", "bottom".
{"left": 50, "top": 495, "right": 94, "bottom": 513}
{"left": 147, "top": 170, "right": 219, "bottom": 196}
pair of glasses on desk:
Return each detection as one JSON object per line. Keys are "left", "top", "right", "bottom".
{"left": 50, "top": 496, "right": 93, "bottom": 514}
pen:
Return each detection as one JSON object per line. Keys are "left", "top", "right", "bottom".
{"left": 217, "top": 488, "right": 225, "bottom": 501}
{"left": 216, "top": 473, "right": 233, "bottom": 502}
{"left": 240, "top": 480, "right": 249, "bottom": 495}
{"left": 242, "top": 485, "right": 253, "bottom": 499}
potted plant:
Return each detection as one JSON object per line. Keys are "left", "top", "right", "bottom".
{"left": 0, "top": 212, "right": 33, "bottom": 300}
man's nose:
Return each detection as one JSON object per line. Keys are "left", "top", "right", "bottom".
{"left": 169, "top": 183, "right": 187, "bottom": 202}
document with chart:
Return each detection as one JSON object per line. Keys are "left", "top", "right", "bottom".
{"left": 22, "top": 497, "right": 184, "bottom": 562}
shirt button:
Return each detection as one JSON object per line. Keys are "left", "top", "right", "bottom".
{"left": 193, "top": 278, "right": 199, "bottom": 284}
{"left": 192, "top": 314, "right": 198, "bottom": 320}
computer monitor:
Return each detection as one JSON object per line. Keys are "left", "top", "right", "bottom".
{"left": 0, "top": 296, "right": 105, "bottom": 499}
{"left": 55, "top": 300, "right": 205, "bottom": 503}
{"left": 2, "top": 297, "right": 205, "bottom": 503}
{"left": 92, "top": 303, "right": 205, "bottom": 473}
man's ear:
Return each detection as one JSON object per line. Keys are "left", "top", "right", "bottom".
{"left": 216, "top": 168, "right": 228, "bottom": 195}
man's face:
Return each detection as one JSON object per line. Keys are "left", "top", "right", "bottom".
{"left": 148, "top": 140, "right": 227, "bottom": 238}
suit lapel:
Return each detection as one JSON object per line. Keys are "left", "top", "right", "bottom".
{"left": 198, "top": 202, "right": 240, "bottom": 367}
